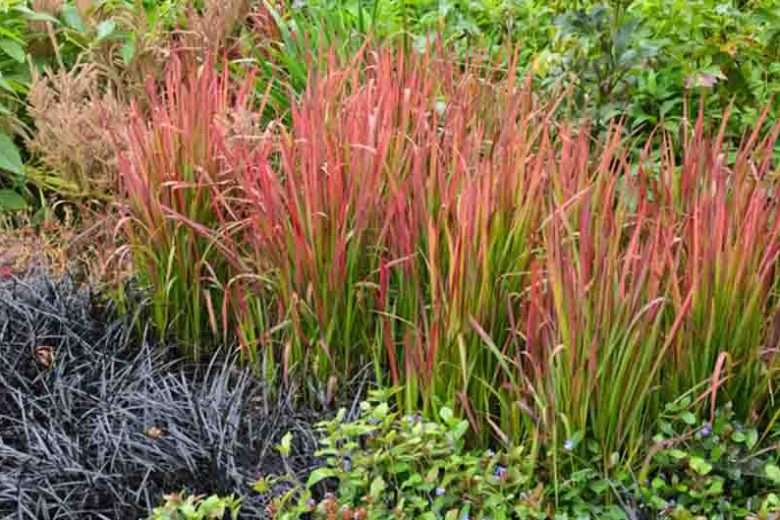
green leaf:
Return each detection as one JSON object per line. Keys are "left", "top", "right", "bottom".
{"left": 198, "top": 496, "right": 226, "bottom": 518}
{"left": 451, "top": 420, "right": 469, "bottom": 440}
{"left": 765, "top": 463, "right": 780, "bottom": 484}
{"left": 120, "top": 38, "right": 136, "bottom": 65}
{"left": 0, "top": 40, "right": 25, "bottom": 63}
{"left": 277, "top": 432, "right": 293, "bottom": 457}
{"left": 306, "top": 468, "right": 337, "bottom": 487}
{"left": 61, "top": 5, "right": 86, "bottom": 32}
{"left": 401, "top": 473, "right": 423, "bottom": 489}
{"left": 0, "top": 132, "right": 23, "bottom": 176}
{"left": 388, "top": 462, "right": 410, "bottom": 474}
{"left": 680, "top": 411, "right": 696, "bottom": 425}
{"left": 706, "top": 478, "right": 724, "bottom": 496}
{"left": 590, "top": 479, "right": 610, "bottom": 494}
{"left": 16, "top": 6, "right": 60, "bottom": 24}
{"left": 668, "top": 449, "right": 687, "bottom": 460}
{"left": 660, "top": 98, "right": 680, "bottom": 117}
{"left": 0, "top": 75, "right": 16, "bottom": 95}
{"left": 439, "top": 406, "right": 454, "bottom": 423}
{"left": 95, "top": 19, "right": 116, "bottom": 41}
{"left": 369, "top": 476, "right": 386, "bottom": 498}
{"left": 252, "top": 477, "right": 268, "bottom": 493}
{"left": 0, "top": 189, "right": 27, "bottom": 212}
{"left": 372, "top": 402, "right": 389, "bottom": 420}
{"left": 746, "top": 429, "right": 758, "bottom": 450}
{"left": 689, "top": 456, "right": 713, "bottom": 476}
{"left": 178, "top": 501, "right": 197, "bottom": 517}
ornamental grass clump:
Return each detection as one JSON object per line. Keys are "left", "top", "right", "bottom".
{"left": 526, "top": 123, "right": 677, "bottom": 467}
{"left": 116, "top": 43, "right": 780, "bottom": 466}
{"left": 370, "top": 52, "right": 546, "bottom": 437}
{"left": 235, "top": 46, "right": 551, "bottom": 425}
{"left": 236, "top": 47, "right": 393, "bottom": 387}
{"left": 661, "top": 111, "right": 780, "bottom": 419}
{"left": 116, "top": 54, "right": 256, "bottom": 360}
{"left": 525, "top": 114, "right": 780, "bottom": 468}
{"left": 26, "top": 64, "right": 127, "bottom": 200}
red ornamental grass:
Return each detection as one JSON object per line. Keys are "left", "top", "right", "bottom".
{"left": 116, "top": 53, "right": 255, "bottom": 359}
{"left": 661, "top": 109, "right": 780, "bottom": 419}
{"left": 236, "top": 45, "right": 551, "bottom": 417}
{"left": 238, "top": 46, "right": 416, "bottom": 384}
{"left": 528, "top": 124, "right": 676, "bottom": 464}
{"left": 525, "top": 114, "right": 780, "bottom": 465}
{"left": 115, "top": 44, "right": 780, "bottom": 460}
{"left": 377, "top": 57, "right": 549, "bottom": 428}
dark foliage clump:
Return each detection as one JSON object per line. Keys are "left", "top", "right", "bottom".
{"left": 0, "top": 272, "right": 322, "bottom": 519}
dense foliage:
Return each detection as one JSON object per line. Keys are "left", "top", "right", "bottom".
{"left": 155, "top": 392, "right": 780, "bottom": 519}
{"left": 114, "top": 43, "right": 780, "bottom": 460}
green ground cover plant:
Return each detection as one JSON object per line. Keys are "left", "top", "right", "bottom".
{"left": 149, "top": 493, "right": 242, "bottom": 520}
{"left": 153, "top": 392, "right": 779, "bottom": 518}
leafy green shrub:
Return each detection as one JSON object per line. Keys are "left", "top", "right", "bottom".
{"left": 543, "top": 4, "right": 660, "bottom": 123}
{"left": 628, "top": 0, "right": 780, "bottom": 134}
{"left": 265, "top": 390, "right": 547, "bottom": 519}
{"left": 149, "top": 493, "right": 241, "bottom": 520}
{"left": 0, "top": 0, "right": 34, "bottom": 212}
{"left": 640, "top": 400, "right": 780, "bottom": 518}
{"left": 533, "top": 0, "right": 780, "bottom": 138}
{"left": 0, "top": 0, "right": 33, "bottom": 127}
{"left": 264, "top": 394, "right": 780, "bottom": 519}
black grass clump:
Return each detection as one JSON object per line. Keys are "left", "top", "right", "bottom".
{"left": 0, "top": 272, "right": 322, "bottom": 519}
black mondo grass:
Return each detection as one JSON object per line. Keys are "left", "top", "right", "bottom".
{"left": 0, "top": 272, "right": 322, "bottom": 519}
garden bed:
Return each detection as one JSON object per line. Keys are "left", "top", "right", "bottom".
{"left": 2, "top": 0, "right": 780, "bottom": 518}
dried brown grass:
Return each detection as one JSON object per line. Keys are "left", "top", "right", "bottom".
{"left": 0, "top": 207, "right": 130, "bottom": 289}
{"left": 26, "top": 64, "right": 127, "bottom": 199}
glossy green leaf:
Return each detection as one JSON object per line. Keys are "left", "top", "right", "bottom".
{"left": 95, "top": 19, "right": 116, "bottom": 41}
{"left": 0, "top": 39, "right": 24, "bottom": 62}
{"left": 306, "top": 467, "right": 337, "bottom": 487}
{"left": 0, "top": 189, "right": 27, "bottom": 211}
{"left": 0, "top": 131, "right": 23, "bottom": 176}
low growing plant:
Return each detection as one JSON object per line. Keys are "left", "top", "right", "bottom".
{"left": 149, "top": 493, "right": 241, "bottom": 520}
{"left": 264, "top": 390, "right": 546, "bottom": 519}
{"left": 264, "top": 395, "right": 780, "bottom": 519}
{"left": 639, "top": 399, "right": 780, "bottom": 518}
